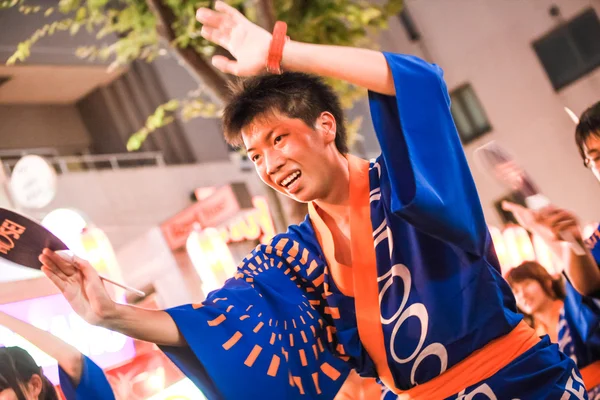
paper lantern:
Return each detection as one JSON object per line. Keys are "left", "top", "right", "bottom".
{"left": 41, "top": 208, "right": 88, "bottom": 257}
{"left": 532, "top": 234, "right": 560, "bottom": 276}
{"left": 497, "top": 224, "right": 536, "bottom": 272}
{"left": 489, "top": 226, "right": 511, "bottom": 274}
{"left": 186, "top": 226, "right": 237, "bottom": 297}
{"left": 80, "top": 226, "right": 124, "bottom": 286}
{"left": 489, "top": 223, "right": 579, "bottom": 277}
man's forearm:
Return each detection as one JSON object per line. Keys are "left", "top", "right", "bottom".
{"left": 282, "top": 41, "right": 395, "bottom": 96}
{"left": 564, "top": 245, "right": 600, "bottom": 296}
{"left": 102, "top": 304, "right": 186, "bottom": 347}
{"left": 538, "top": 236, "right": 600, "bottom": 295}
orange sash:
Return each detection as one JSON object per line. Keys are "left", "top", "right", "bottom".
{"left": 309, "top": 154, "right": 540, "bottom": 398}
{"left": 395, "top": 321, "right": 539, "bottom": 399}
{"left": 581, "top": 360, "right": 600, "bottom": 391}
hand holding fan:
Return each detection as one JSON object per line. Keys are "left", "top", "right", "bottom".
{"left": 474, "top": 141, "right": 586, "bottom": 256}
{"left": 0, "top": 208, "right": 145, "bottom": 296}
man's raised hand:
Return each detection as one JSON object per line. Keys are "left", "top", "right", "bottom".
{"left": 502, "top": 201, "right": 583, "bottom": 243}
{"left": 197, "top": 1, "right": 272, "bottom": 76}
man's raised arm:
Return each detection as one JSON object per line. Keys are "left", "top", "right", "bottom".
{"left": 196, "top": 1, "right": 395, "bottom": 95}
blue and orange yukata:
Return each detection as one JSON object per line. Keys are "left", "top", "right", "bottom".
{"left": 557, "top": 226, "right": 600, "bottom": 399}
{"left": 160, "top": 53, "right": 585, "bottom": 399}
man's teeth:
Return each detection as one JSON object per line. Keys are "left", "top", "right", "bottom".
{"left": 282, "top": 171, "right": 300, "bottom": 187}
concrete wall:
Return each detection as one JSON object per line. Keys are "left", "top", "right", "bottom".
{"left": 0, "top": 161, "right": 270, "bottom": 304}
{"left": 0, "top": 2, "right": 230, "bottom": 164}
{"left": 114, "top": 227, "right": 198, "bottom": 307}
{"left": 371, "top": 0, "right": 600, "bottom": 226}
{"left": 0, "top": 104, "right": 91, "bottom": 153}
{"left": 23, "top": 161, "right": 267, "bottom": 251}
{"left": 76, "top": 61, "right": 196, "bottom": 164}
{"left": 151, "top": 54, "right": 231, "bottom": 163}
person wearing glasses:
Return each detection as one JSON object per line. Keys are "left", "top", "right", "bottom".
{"left": 504, "top": 101, "right": 600, "bottom": 396}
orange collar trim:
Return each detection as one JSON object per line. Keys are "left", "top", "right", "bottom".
{"left": 309, "top": 154, "right": 395, "bottom": 389}
{"left": 310, "top": 155, "right": 539, "bottom": 397}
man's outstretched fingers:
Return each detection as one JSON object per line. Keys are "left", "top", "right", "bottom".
{"left": 42, "top": 248, "right": 77, "bottom": 275}
{"left": 41, "top": 265, "right": 67, "bottom": 293}
{"left": 212, "top": 55, "right": 239, "bottom": 75}
{"left": 39, "top": 254, "right": 69, "bottom": 282}
{"left": 72, "top": 257, "right": 101, "bottom": 283}
{"left": 200, "top": 26, "right": 229, "bottom": 49}
{"left": 196, "top": 7, "right": 228, "bottom": 27}
{"left": 214, "top": 0, "right": 244, "bottom": 20}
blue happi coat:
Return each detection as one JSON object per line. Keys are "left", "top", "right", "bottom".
{"left": 161, "top": 53, "right": 584, "bottom": 400}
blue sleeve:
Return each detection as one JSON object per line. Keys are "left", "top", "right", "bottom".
{"left": 562, "top": 279, "right": 600, "bottom": 367}
{"left": 368, "top": 52, "right": 488, "bottom": 255}
{"left": 59, "top": 355, "right": 115, "bottom": 400}
{"left": 585, "top": 225, "right": 600, "bottom": 299}
{"left": 159, "top": 235, "right": 351, "bottom": 400}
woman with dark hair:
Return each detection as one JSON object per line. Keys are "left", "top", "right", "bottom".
{"left": 0, "top": 311, "right": 115, "bottom": 400}
{"left": 507, "top": 261, "right": 600, "bottom": 398}
{"left": 0, "top": 347, "right": 58, "bottom": 400}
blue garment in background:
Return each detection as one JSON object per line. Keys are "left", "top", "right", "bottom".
{"left": 59, "top": 355, "right": 115, "bottom": 400}
{"left": 558, "top": 225, "right": 600, "bottom": 398}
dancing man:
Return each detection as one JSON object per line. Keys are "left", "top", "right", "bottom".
{"left": 40, "top": 2, "right": 585, "bottom": 398}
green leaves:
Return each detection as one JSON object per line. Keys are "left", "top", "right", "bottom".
{"left": 180, "top": 98, "right": 220, "bottom": 120}
{"left": 58, "top": 0, "right": 80, "bottom": 14}
{"left": 126, "top": 96, "right": 223, "bottom": 151}
{"left": 6, "top": 19, "right": 74, "bottom": 65}
{"left": 277, "top": 0, "right": 403, "bottom": 138}
{"left": 7, "top": 0, "right": 403, "bottom": 152}
{"left": 0, "top": 0, "right": 23, "bottom": 9}
{"left": 126, "top": 99, "right": 181, "bottom": 151}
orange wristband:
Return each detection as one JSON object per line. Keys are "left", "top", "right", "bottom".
{"left": 266, "top": 21, "right": 288, "bottom": 74}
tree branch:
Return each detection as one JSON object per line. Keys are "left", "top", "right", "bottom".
{"left": 145, "top": 0, "right": 230, "bottom": 103}
{"left": 146, "top": 0, "right": 306, "bottom": 227}
{"left": 248, "top": 0, "right": 276, "bottom": 31}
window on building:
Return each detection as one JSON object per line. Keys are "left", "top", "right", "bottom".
{"left": 533, "top": 8, "right": 600, "bottom": 90}
{"left": 450, "top": 84, "right": 492, "bottom": 144}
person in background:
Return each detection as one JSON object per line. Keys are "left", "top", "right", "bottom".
{"left": 0, "top": 348, "right": 58, "bottom": 400}
{"left": 507, "top": 261, "right": 600, "bottom": 398}
{"left": 0, "top": 310, "right": 115, "bottom": 400}
{"left": 503, "top": 101, "right": 600, "bottom": 298}
{"left": 503, "top": 102, "right": 600, "bottom": 398}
